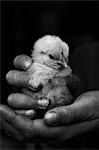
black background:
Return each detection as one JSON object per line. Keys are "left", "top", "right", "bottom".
{"left": 1, "top": 1, "right": 99, "bottom": 149}
{"left": 2, "top": 1, "right": 99, "bottom": 103}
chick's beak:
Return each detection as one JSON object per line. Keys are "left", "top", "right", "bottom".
{"left": 62, "top": 57, "right": 68, "bottom": 68}
{"left": 57, "top": 58, "right": 68, "bottom": 68}
{"left": 63, "top": 61, "right": 68, "bottom": 68}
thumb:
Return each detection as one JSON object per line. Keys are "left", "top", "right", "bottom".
{"left": 14, "top": 55, "right": 32, "bottom": 70}
{"left": 44, "top": 92, "right": 99, "bottom": 126}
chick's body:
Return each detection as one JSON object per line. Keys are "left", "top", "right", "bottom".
{"left": 26, "top": 35, "right": 73, "bottom": 108}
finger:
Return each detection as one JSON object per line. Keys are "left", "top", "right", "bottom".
{"left": 0, "top": 105, "right": 16, "bottom": 122}
{"left": 0, "top": 105, "right": 32, "bottom": 130}
{"left": 14, "top": 55, "right": 32, "bottom": 70}
{"left": 8, "top": 93, "right": 49, "bottom": 110}
{"left": 1, "top": 105, "right": 99, "bottom": 141}
{"left": 0, "top": 105, "right": 57, "bottom": 141}
{"left": 0, "top": 105, "right": 58, "bottom": 140}
{"left": 15, "top": 109, "right": 36, "bottom": 118}
{"left": 0, "top": 105, "right": 23, "bottom": 140}
{"left": 16, "top": 117, "right": 99, "bottom": 141}
{"left": 6, "top": 70, "right": 30, "bottom": 88}
{"left": 1, "top": 119, "right": 23, "bottom": 141}
{"left": 44, "top": 91, "right": 99, "bottom": 126}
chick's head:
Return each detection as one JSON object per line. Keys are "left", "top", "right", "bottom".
{"left": 32, "top": 35, "right": 69, "bottom": 69}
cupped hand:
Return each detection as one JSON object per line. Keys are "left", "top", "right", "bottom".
{"left": 6, "top": 55, "right": 50, "bottom": 117}
{"left": 44, "top": 91, "right": 99, "bottom": 126}
{"left": 0, "top": 104, "right": 83, "bottom": 143}
{"left": 6, "top": 55, "right": 80, "bottom": 113}
{"left": 1, "top": 91, "right": 99, "bottom": 143}
{"left": 3, "top": 55, "right": 99, "bottom": 143}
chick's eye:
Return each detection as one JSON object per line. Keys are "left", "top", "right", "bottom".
{"left": 41, "top": 51, "right": 45, "bottom": 54}
{"left": 49, "top": 54, "right": 54, "bottom": 59}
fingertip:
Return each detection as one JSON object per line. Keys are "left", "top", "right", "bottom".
{"left": 0, "top": 104, "right": 6, "bottom": 112}
{"left": 0, "top": 104, "right": 16, "bottom": 121}
{"left": 14, "top": 55, "right": 32, "bottom": 70}
{"left": 7, "top": 94, "right": 14, "bottom": 106}
{"left": 44, "top": 111, "right": 57, "bottom": 126}
{"left": 6, "top": 70, "right": 13, "bottom": 82}
{"left": 7, "top": 93, "right": 27, "bottom": 108}
{"left": 15, "top": 109, "right": 36, "bottom": 118}
{"left": 0, "top": 105, "right": 12, "bottom": 113}
{"left": 6, "top": 70, "right": 20, "bottom": 85}
{"left": 6, "top": 70, "right": 29, "bottom": 87}
{"left": 25, "top": 109, "right": 36, "bottom": 118}
{"left": 44, "top": 107, "right": 70, "bottom": 126}
{"left": 37, "top": 99, "right": 49, "bottom": 109}
{"left": 7, "top": 93, "right": 38, "bottom": 109}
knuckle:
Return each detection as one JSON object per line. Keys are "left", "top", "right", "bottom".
{"left": 60, "top": 107, "right": 75, "bottom": 123}
{"left": 7, "top": 94, "right": 15, "bottom": 106}
{"left": 6, "top": 71, "right": 13, "bottom": 81}
{"left": 7, "top": 94, "right": 12, "bottom": 103}
{"left": 63, "top": 107, "right": 72, "bottom": 120}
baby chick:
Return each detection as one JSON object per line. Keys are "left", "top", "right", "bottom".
{"left": 24, "top": 35, "right": 74, "bottom": 109}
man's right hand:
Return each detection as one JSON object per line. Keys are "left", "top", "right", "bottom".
{"left": 6, "top": 55, "right": 50, "bottom": 118}
{"left": 1, "top": 55, "right": 99, "bottom": 143}
{"left": 6, "top": 55, "right": 79, "bottom": 117}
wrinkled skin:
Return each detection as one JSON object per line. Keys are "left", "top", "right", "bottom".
{"left": 0, "top": 55, "right": 99, "bottom": 144}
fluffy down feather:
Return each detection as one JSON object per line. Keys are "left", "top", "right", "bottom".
{"left": 24, "top": 35, "right": 75, "bottom": 109}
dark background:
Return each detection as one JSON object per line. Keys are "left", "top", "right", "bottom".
{"left": 2, "top": 1, "right": 99, "bottom": 103}
{"left": 1, "top": 1, "right": 99, "bottom": 149}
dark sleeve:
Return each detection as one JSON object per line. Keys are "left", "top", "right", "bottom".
{"left": 70, "top": 42, "right": 99, "bottom": 93}
{"left": 66, "top": 74, "right": 80, "bottom": 98}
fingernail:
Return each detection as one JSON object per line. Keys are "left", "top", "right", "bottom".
{"left": 24, "top": 60, "right": 32, "bottom": 69}
{"left": 38, "top": 99, "right": 49, "bottom": 109}
{"left": 45, "top": 112, "right": 57, "bottom": 125}
{"left": 25, "top": 110, "right": 36, "bottom": 118}
{"left": 25, "top": 110, "right": 34, "bottom": 115}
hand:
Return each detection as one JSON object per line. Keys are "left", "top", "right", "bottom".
{"left": 6, "top": 55, "right": 50, "bottom": 118}
{"left": 6, "top": 55, "right": 80, "bottom": 113}
{"left": 1, "top": 91, "right": 99, "bottom": 143}
{"left": 2, "top": 55, "right": 99, "bottom": 144}
{"left": 44, "top": 91, "right": 99, "bottom": 126}
{"left": 0, "top": 104, "right": 67, "bottom": 142}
